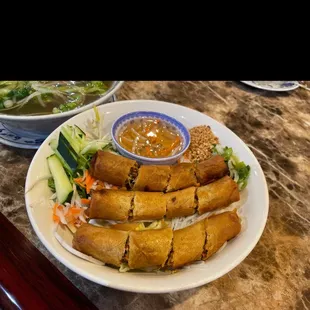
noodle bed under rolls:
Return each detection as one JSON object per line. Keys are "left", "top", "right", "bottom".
{"left": 72, "top": 211, "right": 241, "bottom": 270}
{"left": 90, "top": 151, "right": 228, "bottom": 192}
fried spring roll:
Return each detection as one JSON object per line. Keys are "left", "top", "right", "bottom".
{"left": 90, "top": 150, "right": 138, "bottom": 187}
{"left": 89, "top": 176, "right": 239, "bottom": 221}
{"left": 195, "top": 155, "right": 228, "bottom": 185}
{"left": 165, "top": 187, "right": 197, "bottom": 218}
{"left": 72, "top": 223, "right": 128, "bottom": 267}
{"left": 89, "top": 190, "right": 134, "bottom": 221}
{"left": 128, "top": 228, "right": 173, "bottom": 269}
{"left": 197, "top": 176, "right": 240, "bottom": 214}
{"left": 203, "top": 211, "right": 241, "bottom": 259}
{"left": 133, "top": 192, "right": 166, "bottom": 220}
{"left": 166, "top": 163, "right": 199, "bottom": 192}
{"left": 73, "top": 212, "right": 241, "bottom": 270}
{"left": 169, "top": 221, "right": 205, "bottom": 268}
{"left": 132, "top": 165, "right": 171, "bottom": 191}
{"left": 90, "top": 151, "right": 228, "bottom": 192}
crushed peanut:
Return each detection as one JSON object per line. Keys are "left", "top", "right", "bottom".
{"left": 188, "top": 125, "right": 219, "bottom": 162}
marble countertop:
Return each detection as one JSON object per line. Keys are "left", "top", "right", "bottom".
{"left": 0, "top": 81, "right": 309, "bottom": 310}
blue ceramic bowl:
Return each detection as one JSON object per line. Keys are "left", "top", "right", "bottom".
{"left": 111, "top": 111, "right": 190, "bottom": 165}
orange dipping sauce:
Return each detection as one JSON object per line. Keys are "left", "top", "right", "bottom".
{"left": 118, "top": 118, "right": 183, "bottom": 158}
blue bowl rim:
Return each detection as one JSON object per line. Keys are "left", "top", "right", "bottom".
{"left": 111, "top": 111, "right": 191, "bottom": 162}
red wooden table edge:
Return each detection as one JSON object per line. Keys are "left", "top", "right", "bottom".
{"left": 0, "top": 212, "right": 98, "bottom": 310}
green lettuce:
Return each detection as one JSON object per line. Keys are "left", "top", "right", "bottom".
{"left": 212, "top": 144, "right": 250, "bottom": 190}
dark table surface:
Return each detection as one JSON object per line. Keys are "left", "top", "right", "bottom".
{"left": 0, "top": 81, "right": 309, "bottom": 310}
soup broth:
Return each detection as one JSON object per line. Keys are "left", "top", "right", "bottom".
{"left": 0, "top": 81, "right": 112, "bottom": 116}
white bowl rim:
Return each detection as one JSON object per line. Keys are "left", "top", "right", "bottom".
{"left": 0, "top": 81, "right": 124, "bottom": 121}
{"left": 25, "top": 99, "right": 269, "bottom": 293}
{"left": 111, "top": 110, "right": 191, "bottom": 162}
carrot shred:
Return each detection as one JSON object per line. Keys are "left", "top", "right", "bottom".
{"left": 161, "top": 136, "right": 181, "bottom": 156}
{"left": 74, "top": 177, "right": 83, "bottom": 183}
{"left": 81, "top": 198, "right": 91, "bottom": 205}
{"left": 74, "top": 176, "right": 86, "bottom": 188}
{"left": 53, "top": 203, "right": 59, "bottom": 214}
{"left": 71, "top": 207, "right": 82, "bottom": 214}
{"left": 86, "top": 179, "right": 95, "bottom": 194}
{"left": 53, "top": 214, "right": 60, "bottom": 223}
{"left": 84, "top": 170, "right": 95, "bottom": 194}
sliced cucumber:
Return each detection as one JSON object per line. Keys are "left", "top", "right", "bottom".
{"left": 49, "top": 133, "right": 78, "bottom": 174}
{"left": 48, "top": 125, "right": 87, "bottom": 175}
{"left": 60, "top": 125, "right": 86, "bottom": 154}
{"left": 47, "top": 154, "right": 73, "bottom": 204}
{"left": 57, "top": 132, "right": 79, "bottom": 172}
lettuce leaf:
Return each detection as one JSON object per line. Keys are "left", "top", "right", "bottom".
{"left": 212, "top": 144, "right": 250, "bottom": 190}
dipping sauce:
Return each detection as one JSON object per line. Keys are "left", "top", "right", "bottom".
{"left": 118, "top": 118, "right": 183, "bottom": 158}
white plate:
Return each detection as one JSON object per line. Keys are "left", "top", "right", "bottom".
{"left": 25, "top": 100, "right": 269, "bottom": 293}
{"left": 241, "top": 81, "right": 299, "bottom": 92}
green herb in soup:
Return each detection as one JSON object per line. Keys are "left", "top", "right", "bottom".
{"left": 0, "top": 81, "right": 111, "bottom": 116}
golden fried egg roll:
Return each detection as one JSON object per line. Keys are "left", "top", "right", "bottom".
{"left": 166, "top": 163, "right": 198, "bottom": 192}
{"left": 73, "top": 212, "right": 241, "bottom": 270}
{"left": 90, "top": 151, "right": 138, "bottom": 187}
{"left": 132, "top": 192, "right": 166, "bottom": 220}
{"left": 132, "top": 165, "right": 171, "bottom": 192}
{"left": 89, "top": 189, "right": 134, "bottom": 221}
{"left": 195, "top": 155, "right": 228, "bottom": 185}
{"left": 165, "top": 187, "right": 197, "bottom": 218}
{"left": 197, "top": 176, "right": 240, "bottom": 214}
{"left": 128, "top": 228, "right": 173, "bottom": 269}
{"left": 72, "top": 223, "right": 128, "bottom": 267}
{"left": 169, "top": 221, "right": 205, "bottom": 268}
{"left": 203, "top": 211, "right": 241, "bottom": 259}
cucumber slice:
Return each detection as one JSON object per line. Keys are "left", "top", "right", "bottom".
{"left": 47, "top": 154, "right": 73, "bottom": 204}
{"left": 57, "top": 132, "right": 79, "bottom": 172}
{"left": 61, "top": 125, "right": 85, "bottom": 154}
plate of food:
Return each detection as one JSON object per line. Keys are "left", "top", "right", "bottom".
{"left": 240, "top": 81, "right": 299, "bottom": 91}
{"left": 25, "top": 100, "right": 269, "bottom": 293}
